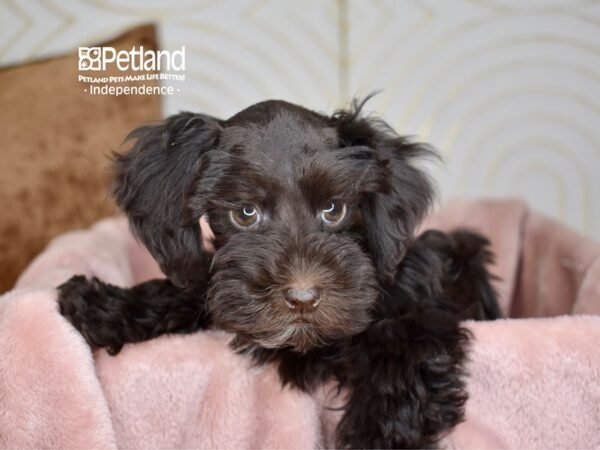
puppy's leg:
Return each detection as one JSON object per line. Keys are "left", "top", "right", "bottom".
{"left": 58, "top": 276, "right": 210, "bottom": 355}
{"left": 336, "top": 319, "right": 469, "bottom": 448}
{"left": 419, "top": 229, "right": 502, "bottom": 320}
{"left": 336, "top": 240, "right": 470, "bottom": 449}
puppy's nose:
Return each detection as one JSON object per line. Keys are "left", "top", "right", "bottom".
{"left": 283, "top": 287, "right": 321, "bottom": 311}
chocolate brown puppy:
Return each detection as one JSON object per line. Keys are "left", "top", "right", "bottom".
{"left": 58, "top": 98, "right": 501, "bottom": 448}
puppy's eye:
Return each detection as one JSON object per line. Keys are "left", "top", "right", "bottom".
{"left": 230, "top": 205, "right": 261, "bottom": 228}
{"left": 320, "top": 200, "right": 347, "bottom": 225}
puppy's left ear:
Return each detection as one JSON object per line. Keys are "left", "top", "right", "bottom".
{"left": 331, "top": 101, "right": 436, "bottom": 283}
{"left": 113, "top": 112, "right": 222, "bottom": 290}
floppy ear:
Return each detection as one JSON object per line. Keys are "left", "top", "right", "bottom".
{"left": 331, "top": 100, "right": 436, "bottom": 283}
{"left": 113, "top": 112, "right": 222, "bottom": 290}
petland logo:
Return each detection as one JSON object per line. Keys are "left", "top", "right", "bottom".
{"left": 78, "top": 46, "right": 186, "bottom": 72}
{"left": 77, "top": 45, "right": 186, "bottom": 96}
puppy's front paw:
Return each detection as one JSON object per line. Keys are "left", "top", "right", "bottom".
{"left": 57, "top": 275, "right": 124, "bottom": 354}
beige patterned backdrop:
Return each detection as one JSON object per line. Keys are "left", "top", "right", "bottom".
{"left": 1, "top": 0, "right": 599, "bottom": 239}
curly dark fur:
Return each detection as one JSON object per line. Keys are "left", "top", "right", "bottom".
{"left": 58, "top": 98, "right": 501, "bottom": 448}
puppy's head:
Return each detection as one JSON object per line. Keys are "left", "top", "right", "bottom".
{"left": 114, "top": 99, "right": 435, "bottom": 352}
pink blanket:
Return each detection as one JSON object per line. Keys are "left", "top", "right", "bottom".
{"left": 1, "top": 199, "right": 599, "bottom": 448}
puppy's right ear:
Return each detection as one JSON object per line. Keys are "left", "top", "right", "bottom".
{"left": 113, "top": 112, "right": 222, "bottom": 290}
{"left": 330, "top": 98, "right": 436, "bottom": 284}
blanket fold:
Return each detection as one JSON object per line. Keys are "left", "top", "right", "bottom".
{"left": 1, "top": 199, "right": 599, "bottom": 449}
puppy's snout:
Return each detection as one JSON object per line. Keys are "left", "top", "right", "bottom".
{"left": 283, "top": 287, "right": 321, "bottom": 311}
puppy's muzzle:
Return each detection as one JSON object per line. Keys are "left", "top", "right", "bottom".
{"left": 283, "top": 286, "right": 321, "bottom": 311}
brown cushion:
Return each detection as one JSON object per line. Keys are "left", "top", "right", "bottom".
{"left": 0, "top": 25, "right": 162, "bottom": 293}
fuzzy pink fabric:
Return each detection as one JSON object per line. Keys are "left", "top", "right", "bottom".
{"left": 1, "top": 199, "right": 599, "bottom": 449}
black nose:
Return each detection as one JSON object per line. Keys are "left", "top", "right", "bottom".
{"left": 283, "top": 287, "right": 321, "bottom": 311}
